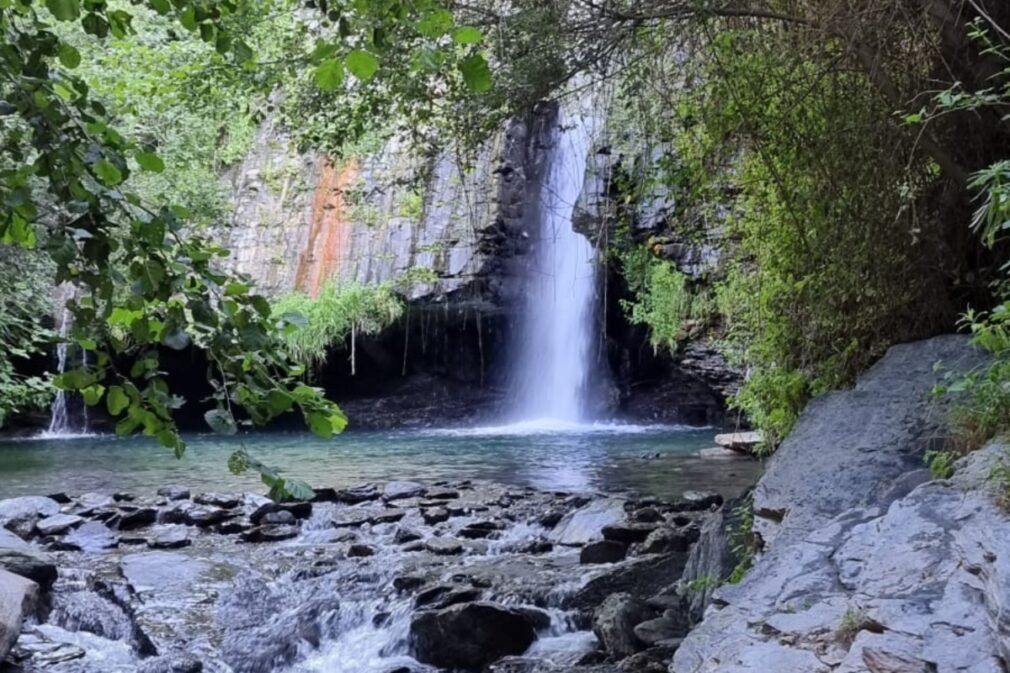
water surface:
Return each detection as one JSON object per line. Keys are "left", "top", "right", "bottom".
{"left": 0, "top": 423, "right": 761, "bottom": 499}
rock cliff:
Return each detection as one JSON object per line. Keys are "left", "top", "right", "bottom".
{"left": 671, "top": 335, "right": 1010, "bottom": 673}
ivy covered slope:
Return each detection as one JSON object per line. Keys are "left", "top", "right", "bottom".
{"left": 0, "top": 0, "right": 496, "bottom": 494}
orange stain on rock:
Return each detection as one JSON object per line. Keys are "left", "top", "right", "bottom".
{"left": 295, "top": 158, "right": 359, "bottom": 297}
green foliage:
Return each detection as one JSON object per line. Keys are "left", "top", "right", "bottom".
{"left": 925, "top": 449, "right": 956, "bottom": 480}
{"left": 273, "top": 281, "right": 403, "bottom": 371}
{"left": 727, "top": 500, "right": 757, "bottom": 584}
{"left": 619, "top": 248, "right": 711, "bottom": 353}
{"left": 988, "top": 456, "right": 1010, "bottom": 511}
{"left": 0, "top": 248, "right": 56, "bottom": 427}
{"left": 0, "top": 0, "right": 486, "bottom": 495}
{"left": 651, "top": 29, "right": 950, "bottom": 448}
{"left": 836, "top": 606, "right": 876, "bottom": 644}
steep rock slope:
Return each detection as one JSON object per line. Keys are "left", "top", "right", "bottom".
{"left": 672, "top": 335, "right": 1009, "bottom": 673}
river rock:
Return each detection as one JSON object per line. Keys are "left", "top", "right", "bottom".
{"left": 35, "top": 513, "right": 83, "bottom": 536}
{"left": 371, "top": 509, "right": 406, "bottom": 524}
{"left": 157, "top": 486, "right": 191, "bottom": 501}
{"left": 193, "top": 493, "right": 241, "bottom": 509}
{"left": 592, "top": 593, "right": 654, "bottom": 658}
{"left": 714, "top": 431, "right": 762, "bottom": 452}
{"left": 632, "top": 610, "right": 688, "bottom": 647}
{"left": 673, "top": 491, "right": 723, "bottom": 512}
{"left": 250, "top": 502, "right": 311, "bottom": 525}
{"left": 111, "top": 507, "right": 158, "bottom": 531}
{"left": 459, "top": 520, "right": 504, "bottom": 539}
{"left": 138, "top": 654, "right": 204, "bottom": 673}
{"left": 383, "top": 481, "right": 427, "bottom": 501}
{"left": 602, "top": 523, "right": 658, "bottom": 544}
{"left": 148, "top": 527, "right": 191, "bottom": 550}
{"left": 580, "top": 540, "right": 627, "bottom": 564}
{"left": 422, "top": 507, "right": 450, "bottom": 525}
{"left": 638, "top": 526, "right": 692, "bottom": 555}
{"left": 548, "top": 498, "right": 626, "bottom": 546}
{"left": 410, "top": 602, "right": 537, "bottom": 669}
{"left": 0, "top": 496, "right": 60, "bottom": 538}
{"left": 348, "top": 544, "right": 375, "bottom": 558}
{"left": 425, "top": 537, "right": 463, "bottom": 556}
{"left": 0, "top": 550, "right": 57, "bottom": 592}
{"left": 334, "top": 483, "right": 380, "bottom": 504}
{"left": 414, "top": 585, "right": 481, "bottom": 610}
{"left": 394, "top": 527, "right": 422, "bottom": 544}
{"left": 260, "top": 510, "right": 296, "bottom": 526}
{"left": 65, "top": 521, "right": 119, "bottom": 552}
{"left": 240, "top": 525, "right": 299, "bottom": 543}
{"left": 566, "top": 553, "right": 689, "bottom": 610}
{"left": 0, "top": 568, "right": 39, "bottom": 661}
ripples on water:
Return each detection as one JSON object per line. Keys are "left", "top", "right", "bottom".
{"left": 0, "top": 423, "right": 760, "bottom": 500}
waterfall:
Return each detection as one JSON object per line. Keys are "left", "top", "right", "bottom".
{"left": 510, "top": 107, "right": 598, "bottom": 424}
{"left": 41, "top": 285, "right": 90, "bottom": 439}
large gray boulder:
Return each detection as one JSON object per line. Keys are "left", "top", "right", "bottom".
{"left": 410, "top": 602, "right": 537, "bottom": 670}
{"left": 592, "top": 593, "right": 655, "bottom": 658}
{"left": 671, "top": 336, "right": 1010, "bottom": 673}
{"left": 752, "top": 334, "right": 983, "bottom": 548}
{"left": 0, "top": 496, "right": 60, "bottom": 538}
{"left": 0, "top": 568, "right": 39, "bottom": 661}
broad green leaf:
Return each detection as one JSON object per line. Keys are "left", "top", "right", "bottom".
{"left": 460, "top": 54, "right": 492, "bottom": 92}
{"left": 46, "top": 0, "right": 80, "bottom": 21}
{"left": 180, "top": 6, "right": 198, "bottom": 31}
{"left": 345, "top": 50, "right": 379, "bottom": 82}
{"left": 205, "top": 408, "right": 238, "bottom": 435}
{"left": 307, "top": 411, "right": 333, "bottom": 438}
{"left": 149, "top": 0, "right": 171, "bottom": 14}
{"left": 82, "top": 384, "right": 105, "bottom": 406}
{"left": 58, "top": 44, "right": 81, "bottom": 69}
{"left": 93, "top": 159, "right": 124, "bottom": 186}
{"left": 107, "top": 386, "right": 129, "bottom": 415}
{"left": 452, "top": 26, "right": 482, "bottom": 45}
{"left": 313, "top": 59, "right": 344, "bottom": 91}
{"left": 417, "top": 9, "right": 453, "bottom": 37}
{"left": 284, "top": 479, "right": 316, "bottom": 501}
{"left": 135, "top": 152, "right": 165, "bottom": 173}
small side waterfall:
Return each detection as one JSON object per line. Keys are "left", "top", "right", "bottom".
{"left": 510, "top": 106, "right": 598, "bottom": 424}
{"left": 41, "top": 285, "right": 90, "bottom": 438}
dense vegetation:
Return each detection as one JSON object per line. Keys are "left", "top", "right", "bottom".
{"left": 2, "top": 0, "right": 1010, "bottom": 465}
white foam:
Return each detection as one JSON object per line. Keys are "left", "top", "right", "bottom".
{"left": 423, "top": 418, "right": 699, "bottom": 437}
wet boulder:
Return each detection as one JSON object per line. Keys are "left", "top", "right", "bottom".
{"left": 157, "top": 486, "right": 190, "bottom": 502}
{"left": 0, "top": 497, "right": 60, "bottom": 538}
{"left": 334, "top": 483, "right": 380, "bottom": 504}
{"left": 592, "top": 593, "right": 655, "bottom": 658}
{"left": 383, "top": 481, "right": 427, "bottom": 501}
{"left": 602, "top": 523, "right": 659, "bottom": 544}
{"left": 580, "top": 540, "right": 627, "bottom": 565}
{"left": 0, "top": 568, "right": 39, "bottom": 661}
{"left": 0, "top": 550, "right": 57, "bottom": 592}
{"left": 425, "top": 537, "right": 463, "bottom": 556}
{"left": 410, "top": 602, "right": 537, "bottom": 670}
{"left": 637, "top": 527, "right": 693, "bottom": 555}
{"left": 548, "top": 498, "right": 626, "bottom": 546}
{"left": 633, "top": 610, "right": 689, "bottom": 647}
{"left": 148, "top": 528, "right": 191, "bottom": 550}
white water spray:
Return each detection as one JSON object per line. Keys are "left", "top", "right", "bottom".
{"left": 510, "top": 107, "right": 598, "bottom": 423}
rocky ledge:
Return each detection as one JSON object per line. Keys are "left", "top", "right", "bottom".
{"left": 673, "top": 334, "right": 1010, "bottom": 673}
{"left": 0, "top": 474, "right": 740, "bottom": 673}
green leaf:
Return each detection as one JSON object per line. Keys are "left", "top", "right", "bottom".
{"left": 283, "top": 479, "right": 315, "bottom": 501}
{"left": 345, "top": 50, "right": 379, "bottom": 82}
{"left": 417, "top": 9, "right": 453, "bottom": 37}
{"left": 135, "top": 152, "right": 165, "bottom": 173}
{"left": 46, "top": 0, "right": 80, "bottom": 21}
{"left": 82, "top": 384, "right": 105, "bottom": 406}
{"left": 205, "top": 408, "right": 238, "bottom": 435}
{"left": 93, "top": 159, "right": 124, "bottom": 187}
{"left": 460, "top": 54, "right": 492, "bottom": 92}
{"left": 307, "top": 411, "right": 333, "bottom": 438}
{"left": 58, "top": 44, "right": 81, "bottom": 69}
{"left": 149, "top": 0, "right": 171, "bottom": 14}
{"left": 107, "top": 386, "right": 129, "bottom": 415}
{"left": 452, "top": 26, "right": 482, "bottom": 45}
{"left": 180, "top": 6, "right": 198, "bottom": 31}
{"left": 313, "top": 59, "right": 344, "bottom": 92}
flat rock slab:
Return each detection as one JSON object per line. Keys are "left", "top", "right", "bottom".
{"left": 714, "top": 431, "right": 762, "bottom": 451}
{"left": 548, "top": 498, "right": 626, "bottom": 546}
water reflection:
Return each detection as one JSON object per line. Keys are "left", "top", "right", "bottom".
{"left": 0, "top": 426, "right": 762, "bottom": 500}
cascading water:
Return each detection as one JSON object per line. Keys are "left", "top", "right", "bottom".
{"left": 41, "top": 284, "right": 89, "bottom": 438}
{"left": 510, "top": 106, "right": 598, "bottom": 424}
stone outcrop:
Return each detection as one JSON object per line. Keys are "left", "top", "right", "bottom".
{"left": 672, "top": 335, "right": 1010, "bottom": 673}
{"left": 0, "top": 568, "right": 38, "bottom": 662}
{"left": 410, "top": 602, "right": 538, "bottom": 670}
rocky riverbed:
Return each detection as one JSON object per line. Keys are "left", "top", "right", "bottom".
{"left": 0, "top": 477, "right": 737, "bottom": 673}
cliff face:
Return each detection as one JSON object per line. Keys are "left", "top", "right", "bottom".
{"left": 209, "top": 101, "right": 738, "bottom": 428}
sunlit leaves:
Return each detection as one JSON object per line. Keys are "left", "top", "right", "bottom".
{"left": 58, "top": 44, "right": 81, "bottom": 69}
{"left": 313, "top": 59, "right": 344, "bottom": 91}
{"left": 135, "top": 151, "right": 165, "bottom": 173}
{"left": 345, "top": 49, "right": 378, "bottom": 81}
{"left": 92, "top": 158, "right": 124, "bottom": 186}
{"left": 452, "top": 26, "right": 482, "bottom": 45}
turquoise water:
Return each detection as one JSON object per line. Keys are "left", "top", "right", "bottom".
{"left": 0, "top": 422, "right": 761, "bottom": 499}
